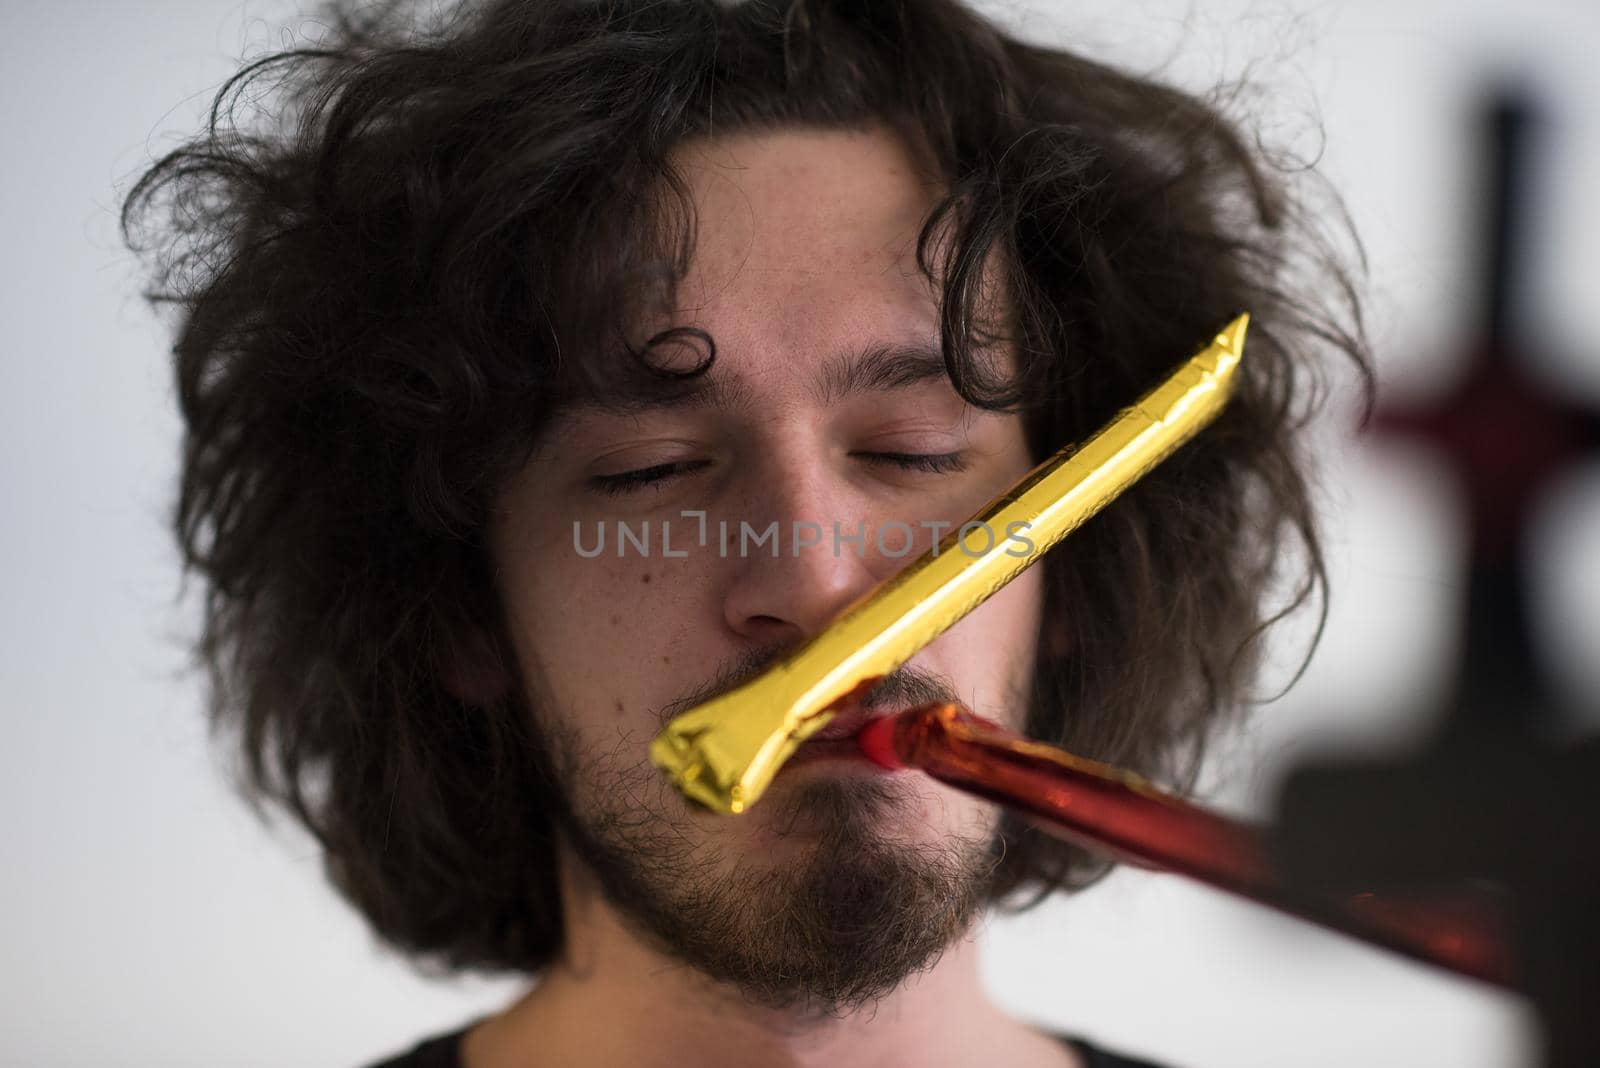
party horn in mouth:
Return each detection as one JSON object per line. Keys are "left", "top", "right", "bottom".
{"left": 650, "top": 314, "right": 1249, "bottom": 814}
{"left": 857, "top": 702, "right": 1514, "bottom": 987}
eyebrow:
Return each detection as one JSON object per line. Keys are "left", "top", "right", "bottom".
{"left": 560, "top": 341, "right": 956, "bottom": 426}
{"left": 813, "top": 341, "right": 953, "bottom": 407}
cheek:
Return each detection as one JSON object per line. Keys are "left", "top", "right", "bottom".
{"left": 936, "top": 562, "right": 1044, "bottom": 721}
{"left": 494, "top": 514, "right": 718, "bottom": 753}
{"left": 992, "top": 562, "right": 1043, "bottom": 645}
{"left": 495, "top": 527, "right": 652, "bottom": 720}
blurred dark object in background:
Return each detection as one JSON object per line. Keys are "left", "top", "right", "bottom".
{"left": 1273, "top": 86, "right": 1600, "bottom": 1068}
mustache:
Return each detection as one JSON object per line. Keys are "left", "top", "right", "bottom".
{"left": 654, "top": 644, "right": 960, "bottom": 728}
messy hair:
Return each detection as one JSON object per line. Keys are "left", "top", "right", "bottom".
{"left": 121, "top": 0, "right": 1370, "bottom": 973}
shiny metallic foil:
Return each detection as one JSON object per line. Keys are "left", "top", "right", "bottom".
{"left": 650, "top": 314, "right": 1249, "bottom": 814}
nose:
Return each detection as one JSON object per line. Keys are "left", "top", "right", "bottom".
{"left": 719, "top": 466, "right": 884, "bottom": 648}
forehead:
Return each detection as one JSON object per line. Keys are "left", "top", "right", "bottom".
{"left": 540, "top": 126, "right": 1000, "bottom": 438}
{"left": 663, "top": 126, "right": 948, "bottom": 381}
{"left": 672, "top": 125, "right": 939, "bottom": 265}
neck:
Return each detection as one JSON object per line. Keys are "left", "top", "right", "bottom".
{"left": 462, "top": 847, "right": 1077, "bottom": 1068}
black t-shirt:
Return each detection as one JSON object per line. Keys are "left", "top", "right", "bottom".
{"left": 359, "top": 1021, "right": 1173, "bottom": 1068}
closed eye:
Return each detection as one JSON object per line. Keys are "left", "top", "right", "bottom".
{"left": 587, "top": 451, "right": 968, "bottom": 497}
{"left": 588, "top": 460, "right": 711, "bottom": 497}
{"left": 854, "top": 450, "right": 968, "bottom": 475}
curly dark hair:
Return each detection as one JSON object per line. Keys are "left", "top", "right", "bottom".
{"left": 120, "top": 0, "right": 1371, "bottom": 975}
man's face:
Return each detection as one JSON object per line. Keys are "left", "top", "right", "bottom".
{"left": 487, "top": 126, "right": 1044, "bottom": 1015}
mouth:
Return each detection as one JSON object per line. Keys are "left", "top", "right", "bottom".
{"left": 805, "top": 700, "right": 884, "bottom": 742}
{"left": 777, "top": 701, "right": 900, "bottom": 774}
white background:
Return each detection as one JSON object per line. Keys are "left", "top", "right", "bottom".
{"left": 3, "top": 1, "right": 1597, "bottom": 1065}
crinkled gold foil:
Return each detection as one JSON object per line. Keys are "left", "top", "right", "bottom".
{"left": 650, "top": 315, "right": 1249, "bottom": 814}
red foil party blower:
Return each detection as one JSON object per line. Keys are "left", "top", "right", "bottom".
{"left": 857, "top": 702, "right": 1515, "bottom": 989}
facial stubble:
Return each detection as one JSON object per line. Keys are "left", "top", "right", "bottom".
{"left": 540, "top": 716, "right": 1002, "bottom": 1020}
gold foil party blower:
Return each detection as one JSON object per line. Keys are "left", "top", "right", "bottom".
{"left": 649, "top": 314, "right": 1249, "bottom": 815}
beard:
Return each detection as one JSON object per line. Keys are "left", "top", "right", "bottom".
{"left": 533, "top": 655, "right": 1003, "bottom": 1019}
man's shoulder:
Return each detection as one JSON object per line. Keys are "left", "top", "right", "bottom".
{"left": 356, "top": 1023, "right": 1177, "bottom": 1068}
